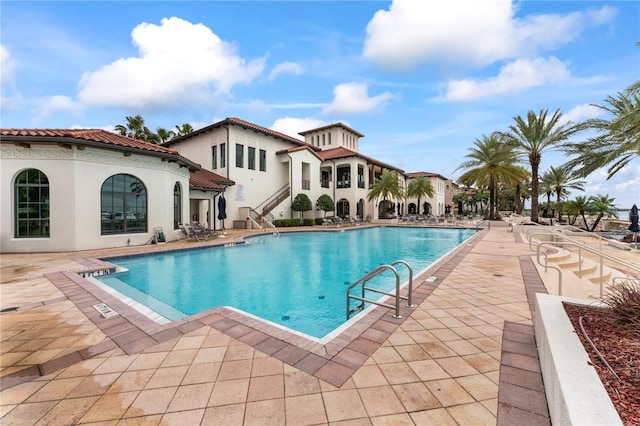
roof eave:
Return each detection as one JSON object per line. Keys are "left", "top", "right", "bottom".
{"left": 2, "top": 135, "right": 201, "bottom": 171}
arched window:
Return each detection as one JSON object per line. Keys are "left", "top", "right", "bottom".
{"left": 101, "top": 174, "right": 147, "bottom": 235}
{"left": 14, "top": 169, "right": 50, "bottom": 238}
{"left": 173, "top": 182, "right": 182, "bottom": 229}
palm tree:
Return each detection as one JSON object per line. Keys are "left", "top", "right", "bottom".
{"left": 115, "top": 115, "right": 159, "bottom": 143}
{"left": 456, "top": 133, "right": 523, "bottom": 220}
{"left": 175, "top": 123, "right": 194, "bottom": 137}
{"left": 540, "top": 166, "right": 585, "bottom": 219}
{"left": 539, "top": 171, "right": 555, "bottom": 217}
{"left": 500, "top": 109, "right": 584, "bottom": 223}
{"left": 156, "top": 127, "right": 176, "bottom": 143}
{"left": 367, "top": 170, "right": 404, "bottom": 218}
{"left": 586, "top": 193, "right": 618, "bottom": 232}
{"left": 563, "top": 81, "right": 640, "bottom": 180}
{"left": 115, "top": 115, "right": 144, "bottom": 138}
{"left": 452, "top": 192, "right": 469, "bottom": 215}
{"left": 406, "top": 176, "right": 435, "bottom": 216}
{"left": 566, "top": 196, "right": 590, "bottom": 228}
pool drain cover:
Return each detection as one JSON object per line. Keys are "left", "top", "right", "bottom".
{"left": 281, "top": 315, "right": 290, "bottom": 321}
{"left": 93, "top": 303, "right": 118, "bottom": 318}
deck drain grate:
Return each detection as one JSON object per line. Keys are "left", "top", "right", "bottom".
{"left": 93, "top": 303, "right": 118, "bottom": 318}
{"left": 425, "top": 276, "right": 437, "bottom": 282}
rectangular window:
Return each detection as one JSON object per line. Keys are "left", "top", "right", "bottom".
{"left": 236, "top": 144, "right": 244, "bottom": 168}
{"left": 259, "top": 149, "right": 266, "bottom": 172}
{"left": 248, "top": 147, "right": 256, "bottom": 170}
{"left": 220, "top": 143, "right": 226, "bottom": 168}
{"left": 211, "top": 146, "right": 217, "bottom": 169}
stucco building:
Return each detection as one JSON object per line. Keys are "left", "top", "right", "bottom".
{"left": 1, "top": 119, "right": 451, "bottom": 252}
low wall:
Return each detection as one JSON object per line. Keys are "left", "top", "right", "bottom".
{"left": 534, "top": 293, "right": 622, "bottom": 425}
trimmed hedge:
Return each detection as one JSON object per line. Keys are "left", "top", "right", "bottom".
{"left": 273, "top": 219, "right": 302, "bottom": 227}
{"left": 273, "top": 218, "right": 324, "bottom": 227}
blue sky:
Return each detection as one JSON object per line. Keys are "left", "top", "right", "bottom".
{"left": 2, "top": 1, "right": 638, "bottom": 209}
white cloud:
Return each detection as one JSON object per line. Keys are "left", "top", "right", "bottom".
{"left": 33, "top": 95, "right": 82, "bottom": 124}
{"left": 269, "top": 62, "right": 304, "bottom": 81}
{"left": 270, "top": 117, "right": 326, "bottom": 141}
{"left": 562, "top": 103, "right": 602, "bottom": 124}
{"left": 362, "top": 0, "right": 616, "bottom": 70}
{"left": 322, "top": 82, "right": 395, "bottom": 116}
{"left": 443, "top": 57, "right": 570, "bottom": 102}
{"left": 78, "top": 17, "right": 266, "bottom": 109}
{"left": 1, "top": 44, "right": 22, "bottom": 110}
{"left": 579, "top": 161, "right": 640, "bottom": 208}
{"left": 1, "top": 44, "right": 16, "bottom": 81}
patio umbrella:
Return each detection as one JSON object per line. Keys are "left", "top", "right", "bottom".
{"left": 423, "top": 202, "right": 429, "bottom": 215}
{"left": 217, "top": 195, "right": 227, "bottom": 230}
{"left": 629, "top": 204, "right": 640, "bottom": 232}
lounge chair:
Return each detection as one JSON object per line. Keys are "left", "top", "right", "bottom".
{"left": 176, "top": 224, "right": 190, "bottom": 240}
{"left": 191, "top": 222, "right": 217, "bottom": 239}
{"left": 178, "top": 223, "right": 199, "bottom": 241}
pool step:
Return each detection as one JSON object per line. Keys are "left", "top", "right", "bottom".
{"left": 348, "top": 303, "right": 364, "bottom": 316}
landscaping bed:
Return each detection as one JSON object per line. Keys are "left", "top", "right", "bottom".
{"left": 564, "top": 303, "right": 640, "bottom": 425}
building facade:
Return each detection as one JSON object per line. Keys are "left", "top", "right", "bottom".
{"left": 0, "top": 129, "right": 228, "bottom": 252}
{"left": 1, "top": 119, "right": 451, "bottom": 252}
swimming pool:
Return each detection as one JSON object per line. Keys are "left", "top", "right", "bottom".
{"left": 97, "top": 226, "right": 476, "bottom": 338}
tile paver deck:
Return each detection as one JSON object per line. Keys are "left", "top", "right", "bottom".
{"left": 1, "top": 224, "right": 610, "bottom": 424}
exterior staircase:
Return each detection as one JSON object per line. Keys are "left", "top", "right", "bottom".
{"left": 542, "top": 249, "right": 625, "bottom": 298}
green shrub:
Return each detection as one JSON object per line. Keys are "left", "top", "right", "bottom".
{"left": 273, "top": 219, "right": 302, "bottom": 227}
{"left": 314, "top": 218, "right": 324, "bottom": 225}
{"left": 303, "top": 218, "right": 315, "bottom": 226}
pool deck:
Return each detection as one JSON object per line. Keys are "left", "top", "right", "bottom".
{"left": 0, "top": 224, "right": 619, "bottom": 425}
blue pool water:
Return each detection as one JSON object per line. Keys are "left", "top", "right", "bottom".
{"left": 97, "top": 227, "right": 476, "bottom": 338}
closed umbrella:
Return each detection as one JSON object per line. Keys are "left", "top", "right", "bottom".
{"left": 629, "top": 204, "right": 640, "bottom": 232}
{"left": 217, "top": 195, "right": 227, "bottom": 231}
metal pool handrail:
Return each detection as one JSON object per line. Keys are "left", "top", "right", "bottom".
{"left": 346, "top": 260, "right": 414, "bottom": 320}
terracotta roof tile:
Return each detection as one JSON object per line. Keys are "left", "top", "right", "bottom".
{"left": 1, "top": 128, "right": 180, "bottom": 154}
{"left": 275, "top": 145, "right": 324, "bottom": 161}
{"left": 298, "top": 122, "right": 364, "bottom": 137}
{"left": 1, "top": 128, "right": 200, "bottom": 170}
{"left": 164, "top": 117, "right": 320, "bottom": 151}
{"left": 406, "top": 171, "right": 450, "bottom": 180}
{"left": 317, "top": 147, "right": 404, "bottom": 173}
{"left": 189, "top": 169, "right": 234, "bottom": 191}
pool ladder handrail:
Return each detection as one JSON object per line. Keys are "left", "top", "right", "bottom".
{"left": 346, "top": 260, "right": 414, "bottom": 320}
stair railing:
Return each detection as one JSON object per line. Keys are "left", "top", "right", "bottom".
{"left": 532, "top": 237, "right": 639, "bottom": 298}
{"left": 346, "top": 260, "right": 414, "bottom": 320}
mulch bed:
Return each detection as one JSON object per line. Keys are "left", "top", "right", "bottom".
{"left": 564, "top": 303, "right": 640, "bottom": 425}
